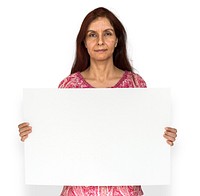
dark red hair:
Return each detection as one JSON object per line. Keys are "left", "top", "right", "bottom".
{"left": 71, "top": 7, "right": 133, "bottom": 74}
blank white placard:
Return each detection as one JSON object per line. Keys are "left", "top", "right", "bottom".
{"left": 23, "top": 88, "right": 171, "bottom": 186}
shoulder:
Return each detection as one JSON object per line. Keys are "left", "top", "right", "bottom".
{"left": 58, "top": 72, "right": 82, "bottom": 88}
{"left": 58, "top": 72, "right": 91, "bottom": 88}
{"left": 126, "top": 71, "right": 147, "bottom": 88}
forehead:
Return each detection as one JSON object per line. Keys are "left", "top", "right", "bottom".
{"left": 87, "top": 17, "right": 114, "bottom": 31}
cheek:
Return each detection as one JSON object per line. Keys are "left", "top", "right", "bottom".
{"left": 107, "top": 41, "right": 116, "bottom": 51}
{"left": 85, "top": 40, "right": 95, "bottom": 49}
{"left": 106, "top": 39, "right": 116, "bottom": 47}
{"left": 85, "top": 43, "right": 94, "bottom": 56}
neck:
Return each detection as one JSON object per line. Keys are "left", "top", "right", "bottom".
{"left": 80, "top": 60, "right": 125, "bottom": 88}
{"left": 86, "top": 60, "right": 116, "bottom": 81}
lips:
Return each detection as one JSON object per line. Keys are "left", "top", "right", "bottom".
{"left": 94, "top": 49, "right": 107, "bottom": 52}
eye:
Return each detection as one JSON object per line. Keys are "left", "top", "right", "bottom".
{"left": 88, "top": 33, "right": 97, "bottom": 38}
{"left": 104, "top": 31, "right": 113, "bottom": 36}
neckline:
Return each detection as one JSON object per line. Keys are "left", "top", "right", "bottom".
{"left": 77, "top": 71, "right": 128, "bottom": 88}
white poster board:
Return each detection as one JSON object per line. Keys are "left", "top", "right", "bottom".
{"left": 23, "top": 88, "right": 171, "bottom": 186}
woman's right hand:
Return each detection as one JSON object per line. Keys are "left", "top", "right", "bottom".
{"left": 18, "top": 122, "right": 32, "bottom": 142}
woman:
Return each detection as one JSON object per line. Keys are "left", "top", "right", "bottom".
{"left": 18, "top": 7, "right": 177, "bottom": 196}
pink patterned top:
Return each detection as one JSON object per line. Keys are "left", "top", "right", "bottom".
{"left": 58, "top": 71, "right": 146, "bottom": 89}
{"left": 59, "top": 71, "right": 147, "bottom": 196}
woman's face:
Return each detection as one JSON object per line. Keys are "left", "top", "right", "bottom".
{"left": 84, "top": 17, "right": 118, "bottom": 62}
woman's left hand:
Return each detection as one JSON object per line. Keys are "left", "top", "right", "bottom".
{"left": 163, "top": 127, "right": 177, "bottom": 146}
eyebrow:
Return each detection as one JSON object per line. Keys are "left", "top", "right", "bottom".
{"left": 86, "top": 28, "right": 115, "bottom": 33}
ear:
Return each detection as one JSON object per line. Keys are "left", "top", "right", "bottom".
{"left": 115, "top": 38, "right": 118, "bottom": 47}
{"left": 84, "top": 40, "right": 87, "bottom": 48}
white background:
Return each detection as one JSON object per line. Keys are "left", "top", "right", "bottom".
{"left": 0, "top": 0, "right": 199, "bottom": 195}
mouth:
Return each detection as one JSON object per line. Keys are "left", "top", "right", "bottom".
{"left": 94, "top": 49, "right": 107, "bottom": 52}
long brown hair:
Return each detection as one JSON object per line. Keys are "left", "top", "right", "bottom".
{"left": 71, "top": 7, "right": 133, "bottom": 74}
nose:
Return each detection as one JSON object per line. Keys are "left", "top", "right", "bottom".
{"left": 98, "top": 34, "right": 104, "bottom": 45}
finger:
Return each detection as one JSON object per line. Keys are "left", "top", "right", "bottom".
{"left": 18, "top": 122, "right": 30, "bottom": 129}
{"left": 166, "top": 140, "right": 174, "bottom": 146}
{"left": 19, "top": 126, "right": 32, "bottom": 136}
{"left": 19, "top": 125, "right": 32, "bottom": 133}
{"left": 21, "top": 135, "right": 28, "bottom": 142}
{"left": 164, "top": 130, "right": 177, "bottom": 138}
{"left": 163, "top": 134, "right": 176, "bottom": 142}
{"left": 19, "top": 130, "right": 32, "bottom": 138}
{"left": 164, "top": 127, "right": 177, "bottom": 137}
{"left": 165, "top": 127, "right": 177, "bottom": 134}
{"left": 19, "top": 128, "right": 32, "bottom": 137}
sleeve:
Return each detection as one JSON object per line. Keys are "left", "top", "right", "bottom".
{"left": 58, "top": 73, "right": 79, "bottom": 88}
{"left": 133, "top": 73, "right": 147, "bottom": 88}
{"left": 58, "top": 77, "right": 71, "bottom": 88}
